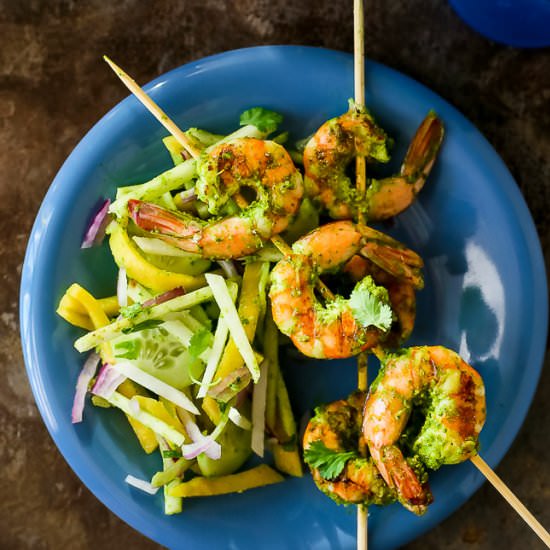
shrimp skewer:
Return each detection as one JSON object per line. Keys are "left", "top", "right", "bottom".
{"left": 303, "top": 392, "right": 397, "bottom": 506}
{"left": 128, "top": 138, "right": 304, "bottom": 259}
{"left": 269, "top": 221, "right": 423, "bottom": 359}
{"left": 304, "top": 108, "right": 444, "bottom": 222}
{"left": 362, "top": 346, "right": 486, "bottom": 513}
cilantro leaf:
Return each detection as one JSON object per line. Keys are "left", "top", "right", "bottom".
{"left": 239, "top": 107, "right": 283, "bottom": 134}
{"left": 114, "top": 339, "right": 141, "bottom": 360}
{"left": 188, "top": 328, "right": 213, "bottom": 359}
{"left": 122, "top": 319, "right": 164, "bottom": 334}
{"left": 162, "top": 449, "right": 182, "bottom": 459}
{"left": 119, "top": 303, "right": 144, "bottom": 319}
{"left": 303, "top": 440, "right": 357, "bottom": 480}
{"left": 349, "top": 276, "right": 393, "bottom": 331}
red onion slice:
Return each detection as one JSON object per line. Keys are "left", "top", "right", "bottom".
{"left": 71, "top": 352, "right": 101, "bottom": 423}
{"left": 218, "top": 260, "right": 238, "bottom": 278}
{"left": 91, "top": 364, "right": 126, "bottom": 399}
{"left": 142, "top": 287, "right": 186, "bottom": 308}
{"left": 81, "top": 199, "right": 111, "bottom": 249}
{"left": 182, "top": 418, "right": 221, "bottom": 460}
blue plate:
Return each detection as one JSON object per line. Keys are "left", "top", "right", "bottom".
{"left": 20, "top": 46, "right": 548, "bottom": 549}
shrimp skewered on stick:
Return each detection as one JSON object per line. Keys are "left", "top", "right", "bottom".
{"left": 128, "top": 138, "right": 304, "bottom": 259}
{"left": 362, "top": 346, "right": 486, "bottom": 513}
{"left": 269, "top": 220, "right": 423, "bottom": 359}
{"left": 303, "top": 391, "right": 399, "bottom": 506}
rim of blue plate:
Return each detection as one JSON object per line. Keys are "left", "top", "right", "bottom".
{"left": 19, "top": 45, "right": 548, "bottom": 548}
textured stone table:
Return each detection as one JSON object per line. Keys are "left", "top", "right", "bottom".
{"left": 2, "top": 1, "right": 549, "bottom": 548}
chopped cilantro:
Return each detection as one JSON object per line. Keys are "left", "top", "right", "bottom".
{"left": 119, "top": 303, "right": 144, "bottom": 319}
{"left": 188, "top": 328, "right": 213, "bottom": 359}
{"left": 122, "top": 319, "right": 164, "bottom": 334}
{"left": 303, "top": 440, "right": 357, "bottom": 480}
{"left": 162, "top": 449, "right": 183, "bottom": 459}
{"left": 114, "top": 339, "right": 141, "bottom": 360}
{"left": 239, "top": 107, "right": 283, "bottom": 134}
{"left": 349, "top": 276, "right": 393, "bottom": 331}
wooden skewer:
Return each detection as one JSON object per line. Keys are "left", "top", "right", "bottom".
{"left": 103, "top": 56, "right": 202, "bottom": 159}
{"left": 471, "top": 455, "right": 550, "bottom": 547}
{"left": 353, "top": 1, "right": 368, "bottom": 549}
{"left": 103, "top": 52, "right": 550, "bottom": 549}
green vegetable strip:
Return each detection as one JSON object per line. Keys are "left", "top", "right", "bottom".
{"left": 110, "top": 158, "right": 197, "bottom": 218}
{"left": 188, "top": 305, "right": 212, "bottom": 330}
{"left": 206, "top": 125, "right": 264, "bottom": 149}
{"left": 205, "top": 274, "right": 260, "bottom": 383}
{"left": 210, "top": 263, "right": 270, "bottom": 394}
{"left": 197, "top": 318, "right": 229, "bottom": 399}
{"left": 107, "top": 392, "right": 186, "bottom": 447}
{"left": 276, "top": 367, "right": 297, "bottom": 441}
{"left": 251, "top": 359, "right": 269, "bottom": 457}
{"left": 154, "top": 436, "right": 188, "bottom": 515}
{"left": 74, "top": 284, "right": 228, "bottom": 352}
{"left": 152, "top": 454, "right": 191, "bottom": 488}
{"left": 263, "top": 308, "right": 280, "bottom": 433}
{"left": 132, "top": 236, "right": 203, "bottom": 258}
{"left": 180, "top": 311, "right": 208, "bottom": 334}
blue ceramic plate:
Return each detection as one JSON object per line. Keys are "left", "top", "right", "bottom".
{"left": 20, "top": 46, "right": 547, "bottom": 549}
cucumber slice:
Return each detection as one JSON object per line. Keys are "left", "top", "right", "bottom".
{"left": 142, "top": 251, "right": 211, "bottom": 277}
{"left": 112, "top": 327, "right": 204, "bottom": 390}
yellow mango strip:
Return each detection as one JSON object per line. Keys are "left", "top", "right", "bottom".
{"left": 269, "top": 441, "right": 303, "bottom": 478}
{"left": 65, "top": 284, "right": 114, "bottom": 363}
{"left": 202, "top": 396, "right": 222, "bottom": 425}
{"left": 163, "top": 135, "right": 186, "bottom": 166}
{"left": 117, "top": 380, "right": 158, "bottom": 454}
{"left": 134, "top": 396, "right": 188, "bottom": 437}
{"left": 56, "top": 305, "right": 94, "bottom": 331}
{"left": 57, "top": 293, "right": 120, "bottom": 330}
{"left": 213, "top": 262, "right": 270, "bottom": 383}
{"left": 97, "top": 296, "right": 120, "bottom": 317}
{"left": 168, "top": 464, "right": 284, "bottom": 498}
{"left": 109, "top": 222, "right": 206, "bottom": 292}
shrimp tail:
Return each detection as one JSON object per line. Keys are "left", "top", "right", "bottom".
{"left": 127, "top": 199, "right": 203, "bottom": 238}
{"left": 363, "top": 112, "right": 444, "bottom": 221}
{"left": 382, "top": 447, "right": 433, "bottom": 514}
{"left": 401, "top": 112, "right": 445, "bottom": 181}
{"left": 358, "top": 225, "right": 424, "bottom": 289}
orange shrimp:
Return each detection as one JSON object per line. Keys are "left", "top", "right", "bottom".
{"left": 304, "top": 108, "right": 444, "bottom": 221}
{"left": 303, "top": 392, "right": 397, "bottom": 506}
{"left": 269, "top": 221, "right": 423, "bottom": 359}
{"left": 128, "top": 138, "right": 303, "bottom": 259}
{"left": 362, "top": 346, "right": 486, "bottom": 513}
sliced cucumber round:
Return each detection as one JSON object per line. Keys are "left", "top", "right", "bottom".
{"left": 112, "top": 327, "right": 204, "bottom": 390}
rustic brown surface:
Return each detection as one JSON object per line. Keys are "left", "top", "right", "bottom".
{"left": 2, "top": 0, "right": 549, "bottom": 548}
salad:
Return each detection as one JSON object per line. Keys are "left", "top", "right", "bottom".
{"left": 57, "top": 108, "right": 313, "bottom": 515}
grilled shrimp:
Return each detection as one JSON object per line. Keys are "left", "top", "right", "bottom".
{"left": 303, "top": 392, "right": 397, "bottom": 506}
{"left": 269, "top": 221, "right": 423, "bottom": 359}
{"left": 362, "top": 346, "right": 486, "bottom": 513}
{"left": 129, "top": 138, "right": 303, "bottom": 259}
{"left": 304, "top": 108, "right": 444, "bottom": 221}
